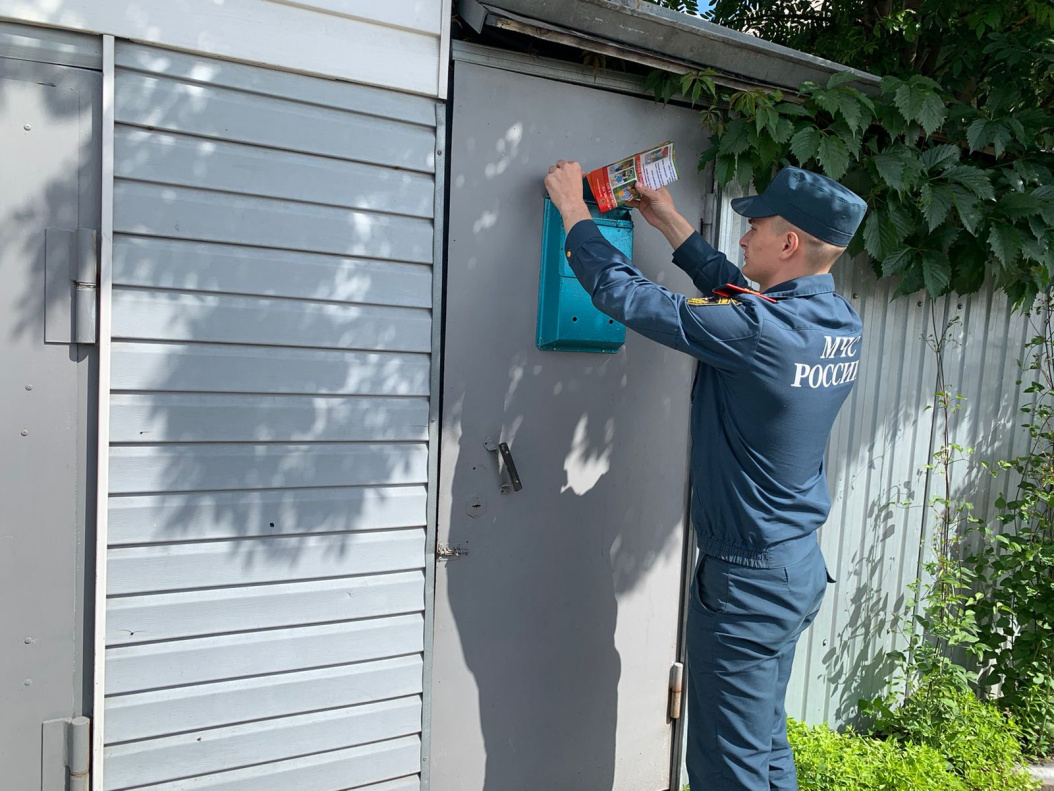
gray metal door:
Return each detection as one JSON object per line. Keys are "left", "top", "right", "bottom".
{"left": 0, "top": 27, "right": 101, "bottom": 789}
{"left": 431, "top": 60, "right": 708, "bottom": 790}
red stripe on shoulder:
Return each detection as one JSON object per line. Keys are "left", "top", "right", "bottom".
{"left": 713, "top": 283, "right": 778, "bottom": 304}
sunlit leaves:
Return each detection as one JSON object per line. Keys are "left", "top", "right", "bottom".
{"left": 642, "top": 38, "right": 1052, "bottom": 307}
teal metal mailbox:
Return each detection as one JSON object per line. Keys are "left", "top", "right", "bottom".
{"left": 536, "top": 196, "right": 633, "bottom": 353}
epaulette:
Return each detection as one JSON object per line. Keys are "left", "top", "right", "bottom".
{"left": 712, "top": 282, "right": 778, "bottom": 304}
{"left": 686, "top": 296, "right": 736, "bottom": 306}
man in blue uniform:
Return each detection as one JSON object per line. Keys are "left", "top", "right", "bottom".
{"left": 543, "top": 161, "right": 867, "bottom": 791}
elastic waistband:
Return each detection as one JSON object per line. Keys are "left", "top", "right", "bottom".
{"left": 697, "top": 531, "right": 820, "bottom": 569}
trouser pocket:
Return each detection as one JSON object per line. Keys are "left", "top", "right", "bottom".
{"left": 693, "top": 555, "right": 730, "bottom": 614}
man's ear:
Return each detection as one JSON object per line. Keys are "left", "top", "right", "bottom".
{"left": 780, "top": 230, "right": 800, "bottom": 260}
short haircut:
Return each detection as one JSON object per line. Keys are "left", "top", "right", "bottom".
{"left": 771, "top": 216, "right": 846, "bottom": 269}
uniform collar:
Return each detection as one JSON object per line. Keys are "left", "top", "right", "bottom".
{"left": 763, "top": 273, "right": 835, "bottom": 299}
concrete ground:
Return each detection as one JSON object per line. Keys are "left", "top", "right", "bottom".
{"left": 1032, "top": 761, "right": 1054, "bottom": 791}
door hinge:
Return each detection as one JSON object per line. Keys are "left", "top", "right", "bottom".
{"left": 669, "top": 662, "right": 684, "bottom": 720}
{"left": 436, "top": 543, "right": 470, "bottom": 560}
{"left": 42, "top": 716, "right": 91, "bottom": 791}
{"left": 44, "top": 227, "right": 98, "bottom": 345}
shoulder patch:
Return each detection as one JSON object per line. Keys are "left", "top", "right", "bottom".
{"left": 687, "top": 296, "right": 735, "bottom": 306}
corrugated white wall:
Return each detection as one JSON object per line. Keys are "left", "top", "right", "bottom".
{"left": 0, "top": 0, "right": 452, "bottom": 98}
{"left": 798, "top": 259, "right": 943, "bottom": 724}
{"left": 715, "top": 186, "right": 1037, "bottom": 727}
{"left": 101, "top": 43, "right": 440, "bottom": 789}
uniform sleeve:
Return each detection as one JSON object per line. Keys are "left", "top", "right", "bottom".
{"left": 671, "top": 231, "right": 749, "bottom": 294}
{"left": 565, "top": 221, "right": 760, "bottom": 373}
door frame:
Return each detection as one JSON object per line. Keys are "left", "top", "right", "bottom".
{"left": 421, "top": 96, "right": 449, "bottom": 791}
{"left": 0, "top": 20, "right": 108, "bottom": 789}
{"left": 91, "top": 33, "right": 115, "bottom": 790}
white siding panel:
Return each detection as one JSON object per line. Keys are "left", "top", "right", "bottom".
{"left": 114, "top": 128, "right": 436, "bottom": 217}
{"left": 0, "top": 20, "right": 101, "bottom": 69}
{"left": 107, "top": 530, "right": 425, "bottom": 594}
{"left": 110, "top": 343, "right": 431, "bottom": 396}
{"left": 264, "top": 0, "right": 441, "bottom": 35}
{"left": 113, "top": 183, "right": 434, "bottom": 263}
{"left": 354, "top": 779, "right": 421, "bottom": 791}
{"left": 2, "top": 1, "right": 448, "bottom": 96}
{"left": 105, "top": 656, "right": 423, "bottom": 743}
{"left": 111, "top": 289, "right": 432, "bottom": 352}
{"left": 108, "top": 443, "right": 429, "bottom": 495}
{"left": 109, "top": 393, "right": 430, "bottom": 444}
{"left": 115, "top": 43, "right": 437, "bottom": 126}
{"left": 106, "top": 572, "right": 425, "bottom": 646}
{"left": 138, "top": 736, "right": 421, "bottom": 791}
{"left": 114, "top": 71, "right": 435, "bottom": 173}
{"left": 106, "top": 614, "right": 425, "bottom": 694}
{"left": 107, "top": 486, "right": 427, "bottom": 545}
{"left": 104, "top": 697, "right": 422, "bottom": 790}
{"left": 112, "top": 237, "right": 433, "bottom": 306}
{"left": 105, "top": 44, "right": 438, "bottom": 788}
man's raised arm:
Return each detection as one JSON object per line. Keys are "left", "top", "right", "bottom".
{"left": 630, "top": 182, "right": 747, "bottom": 294}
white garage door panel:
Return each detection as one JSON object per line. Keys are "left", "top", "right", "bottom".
{"left": 104, "top": 42, "right": 438, "bottom": 789}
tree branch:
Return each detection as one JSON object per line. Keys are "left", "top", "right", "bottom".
{"left": 742, "top": 11, "right": 832, "bottom": 23}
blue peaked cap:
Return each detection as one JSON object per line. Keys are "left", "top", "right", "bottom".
{"left": 730, "top": 166, "right": 867, "bottom": 247}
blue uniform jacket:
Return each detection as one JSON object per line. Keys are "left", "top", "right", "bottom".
{"left": 564, "top": 220, "right": 862, "bottom": 568}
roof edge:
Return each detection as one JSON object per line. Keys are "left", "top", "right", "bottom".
{"left": 466, "top": 0, "right": 879, "bottom": 92}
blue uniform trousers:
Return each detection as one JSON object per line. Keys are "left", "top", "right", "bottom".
{"left": 685, "top": 539, "right": 829, "bottom": 791}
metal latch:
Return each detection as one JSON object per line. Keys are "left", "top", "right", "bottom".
{"left": 437, "top": 543, "right": 470, "bottom": 560}
{"left": 484, "top": 437, "right": 523, "bottom": 494}
{"left": 44, "top": 227, "right": 98, "bottom": 344}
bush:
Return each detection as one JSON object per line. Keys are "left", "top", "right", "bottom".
{"left": 788, "top": 719, "right": 968, "bottom": 791}
{"left": 871, "top": 677, "right": 1039, "bottom": 791}
{"left": 681, "top": 683, "right": 1040, "bottom": 791}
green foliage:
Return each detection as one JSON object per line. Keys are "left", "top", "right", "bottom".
{"left": 702, "top": 0, "right": 1054, "bottom": 118}
{"left": 683, "top": 714, "right": 1038, "bottom": 790}
{"left": 645, "top": 0, "right": 1054, "bottom": 306}
{"left": 866, "top": 677, "right": 1039, "bottom": 791}
{"left": 969, "top": 303, "right": 1054, "bottom": 757}
{"left": 857, "top": 309, "right": 1054, "bottom": 759}
{"left": 649, "top": 69, "right": 1054, "bottom": 306}
{"left": 788, "top": 719, "right": 968, "bottom": 791}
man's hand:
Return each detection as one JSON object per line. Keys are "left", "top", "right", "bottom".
{"left": 627, "top": 183, "right": 695, "bottom": 249}
{"left": 545, "top": 160, "right": 592, "bottom": 234}
{"left": 626, "top": 183, "right": 678, "bottom": 229}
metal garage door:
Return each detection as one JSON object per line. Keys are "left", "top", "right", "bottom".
{"left": 101, "top": 43, "right": 442, "bottom": 791}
